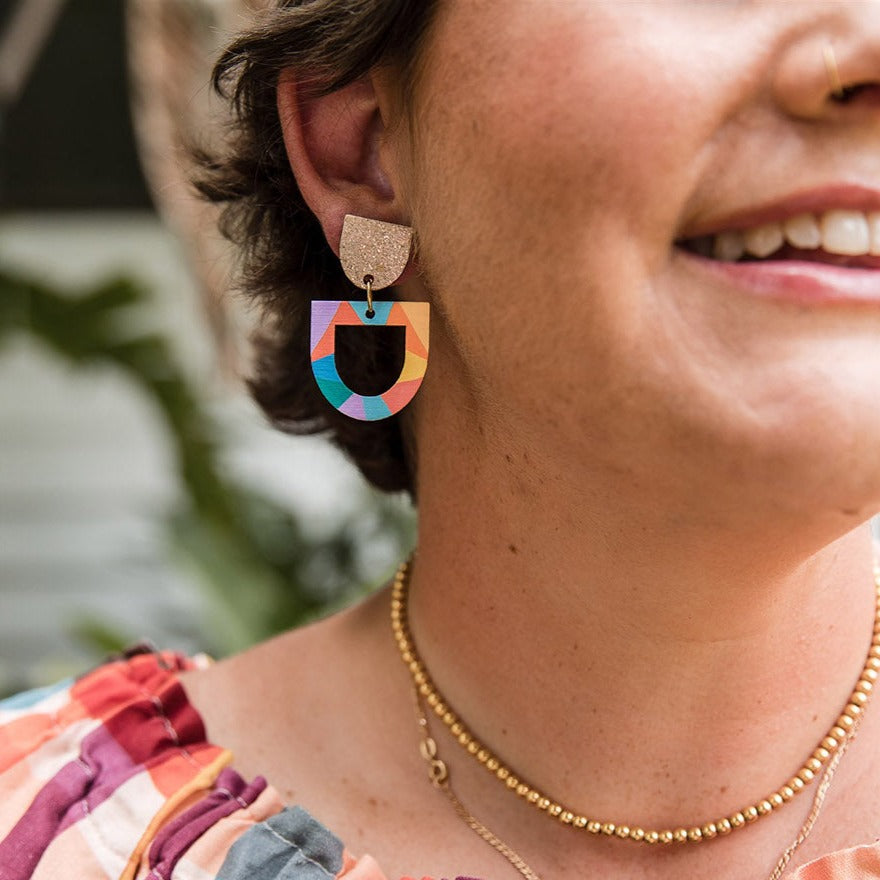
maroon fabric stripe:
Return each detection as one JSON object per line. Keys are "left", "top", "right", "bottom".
{"left": 146, "top": 769, "right": 268, "bottom": 879}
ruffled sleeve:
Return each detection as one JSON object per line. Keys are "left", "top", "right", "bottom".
{"left": 0, "top": 650, "right": 392, "bottom": 880}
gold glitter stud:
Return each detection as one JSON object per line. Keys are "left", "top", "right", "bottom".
{"left": 339, "top": 214, "right": 413, "bottom": 290}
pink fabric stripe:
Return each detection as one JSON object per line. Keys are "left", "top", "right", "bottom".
{"left": 0, "top": 753, "right": 93, "bottom": 879}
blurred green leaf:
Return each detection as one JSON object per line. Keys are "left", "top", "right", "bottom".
{"left": 0, "top": 264, "right": 415, "bottom": 668}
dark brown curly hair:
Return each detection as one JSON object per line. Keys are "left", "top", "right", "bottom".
{"left": 198, "top": 0, "right": 441, "bottom": 497}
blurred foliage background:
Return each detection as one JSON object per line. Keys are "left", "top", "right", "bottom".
{"left": 0, "top": 0, "right": 416, "bottom": 696}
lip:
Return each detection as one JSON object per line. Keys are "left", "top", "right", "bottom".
{"left": 678, "top": 183, "right": 880, "bottom": 239}
{"left": 674, "top": 247, "right": 880, "bottom": 307}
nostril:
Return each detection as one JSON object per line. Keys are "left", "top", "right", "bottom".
{"left": 832, "top": 82, "right": 880, "bottom": 105}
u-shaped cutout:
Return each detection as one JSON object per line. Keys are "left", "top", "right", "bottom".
{"left": 310, "top": 300, "right": 430, "bottom": 421}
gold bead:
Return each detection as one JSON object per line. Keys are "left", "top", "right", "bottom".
{"left": 844, "top": 702, "right": 863, "bottom": 717}
{"left": 630, "top": 827, "right": 645, "bottom": 841}
{"left": 806, "top": 757, "right": 822, "bottom": 773}
{"left": 450, "top": 721, "right": 464, "bottom": 736}
{"left": 837, "top": 713, "right": 855, "bottom": 729}
{"left": 822, "top": 735, "right": 839, "bottom": 751}
{"left": 458, "top": 732, "right": 472, "bottom": 747}
{"left": 831, "top": 725, "right": 848, "bottom": 740}
{"left": 743, "top": 806, "right": 759, "bottom": 823}
{"left": 413, "top": 671, "right": 426, "bottom": 686}
{"left": 560, "top": 811, "right": 575, "bottom": 825}
{"left": 505, "top": 776, "right": 519, "bottom": 789}
{"left": 527, "top": 791, "right": 540, "bottom": 804}
{"left": 868, "top": 657, "right": 880, "bottom": 670}
{"left": 537, "top": 797, "right": 551, "bottom": 811}
{"left": 516, "top": 783, "right": 530, "bottom": 797}
{"left": 573, "top": 816, "right": 588, "bottom": 829}
{"left": 587, "top": 821, "right": 602, "bottom": 834}
{"left": 688, "top": 828, "right": 703, "bottom": 842}
{"left": 770, "top": 793, "right": 784, "bottom": 808}
{"left": 644, "top": 831, "right": 660, "bottom": 845}
{"left": 757, "top": 800, "right": 773, "bottom": 816}
{"left": 549, "top": 804, "right": 563, "bottom": 817}
{"left": 433, "top": 702, "right": 447, "bottom": 717}
{"left": 616, "top": 826, "right": 631, "bottom": 839}
{"left": 701, "top": 823, "right": 718, "bottom": 839}
{"left": 716, "top": 819, "right": 732, "bottom": 835}
{"left": 813, "top": 747, "right": 831, "bottom": 762}
{"left": 790, "top": 776, "right": 805, "bottom": 792}
{"left": 798, "top": 768, "right": 815, "bottom": 784}
{"left": 864, "top": 667, "right": 879, "bottom": 680}
{"left": 856, "top": 679, "right": 874, "bottom": 694}
{"left": 496, "top": 766, "right": 509, "bottom": 781}
{"left": 601, "top": 823, "right": 616, "bottom": 836}
{"left": 780, "top": 786, "right": 795, "bottom": 801}
{"left": 477, "top": 749, "right": 490, "bottom": 764}
{"left": 869, "top": 645, "right": 880, "bottom": 659}
{"left": 659, "top": 831, "right": 674, "bottom": 845}
{"left": 486, "top": 758, "right": 500, "bottom": 772}
{"left": 426, "top": 692, "right": 439, "bottom": 708}
{"left": 467, "top": 741, "right": 479, "bottom": 755}
{"left": 418, "top": 682, "right": 431, "bottom": 697}
{"left": 442, "top": 710, "right": 455, "bottom": 725}
{"left": 730, "top": 812, "right": 746, "bottom": 828}
{"left": 673, "top": 828, "right": 688, "bottom": 843}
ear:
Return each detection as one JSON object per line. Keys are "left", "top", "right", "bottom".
{"left": 277, "top": 70, "right": 405, "bottom": 258}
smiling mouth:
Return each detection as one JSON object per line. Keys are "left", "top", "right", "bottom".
{"left": 676, "top": 209, "right": 880, "bottom": 269}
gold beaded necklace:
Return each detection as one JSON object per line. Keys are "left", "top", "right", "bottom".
{"left": 392, "top": 559, "right": 880, "bottom": 862}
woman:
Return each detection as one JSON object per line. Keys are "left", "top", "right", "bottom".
{"left": 4, "top": 2, "right": 880, "bottom": 878}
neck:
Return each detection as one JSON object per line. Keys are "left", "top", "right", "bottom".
{"left": 408, "top": 399, "right": 877, "bottom": 832}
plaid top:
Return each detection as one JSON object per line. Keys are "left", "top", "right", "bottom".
{"left": 0, "top": 650, "right": 878, "bottom": 879}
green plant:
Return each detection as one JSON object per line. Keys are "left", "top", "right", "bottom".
{"left": 0, "top": 266, "right": 415, "bottom": 659}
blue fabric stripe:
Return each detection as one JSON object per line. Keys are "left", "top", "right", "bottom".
{"left": 0, "top": 678, "right": 73, "bottom": 710}
{"left": 217, "top": 806, "right": 344, "bottom": 880}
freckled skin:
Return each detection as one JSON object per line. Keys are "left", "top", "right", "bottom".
{"left": 389, "top": 0, "right": 880, "bottom": 531}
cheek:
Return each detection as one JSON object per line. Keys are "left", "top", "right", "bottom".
{"left": 407, "top": 5, "right": 719, "bottom": 343}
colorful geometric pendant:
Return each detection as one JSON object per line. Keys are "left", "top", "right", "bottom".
{"left": 310, "top": 299, "right": 430, "bottom": 421}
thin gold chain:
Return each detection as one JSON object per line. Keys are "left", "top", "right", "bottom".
{"left": 414, "top": 683, "right": 864, "bottom": 880}
{"left": 413, "top": 688, "right": 544, "bottom": 880}
{"left": 393, "top": 559, "right": 880, "bottom": 846}
{"left": 766, "top": 703, "right": 865, "bottom": 880}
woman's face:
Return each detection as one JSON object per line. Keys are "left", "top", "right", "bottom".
{"left": 389, "top": 0, "right": 880, "bottom": 527}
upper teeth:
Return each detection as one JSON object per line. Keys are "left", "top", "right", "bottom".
{"left": 707, "top": 210, "right": 878, "bottom": 261}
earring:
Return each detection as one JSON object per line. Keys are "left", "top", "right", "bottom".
{"left": 310, "top": 215, "right": 430, "bottom": 422}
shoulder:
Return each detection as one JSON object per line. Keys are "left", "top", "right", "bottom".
{"left": 0, "top": 646, "right": 397, "bottom": 880}
{"left": 178, "top": 590, "right": 461, "bottom": 877}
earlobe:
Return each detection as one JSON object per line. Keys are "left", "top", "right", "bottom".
{"left": 276, "top": 70, "right": 401, "bottom": 255}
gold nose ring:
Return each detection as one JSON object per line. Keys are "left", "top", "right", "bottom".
{"left": 823, "top": 44, "right": 846, "bottom": 99}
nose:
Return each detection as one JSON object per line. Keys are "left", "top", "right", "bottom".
{"left": 773, "top": 3, "right": 880, "bottom": 120}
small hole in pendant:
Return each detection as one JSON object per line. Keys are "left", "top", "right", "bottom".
{"left": 365, "top": 309, "right": 376, "bottom": 320}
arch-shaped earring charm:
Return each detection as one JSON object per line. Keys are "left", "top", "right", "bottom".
{"left": 310, "top": 300, "right": 430, "bottom": 421}
{"left": 310, "top": 215, "right": 429, "bottom": 421}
